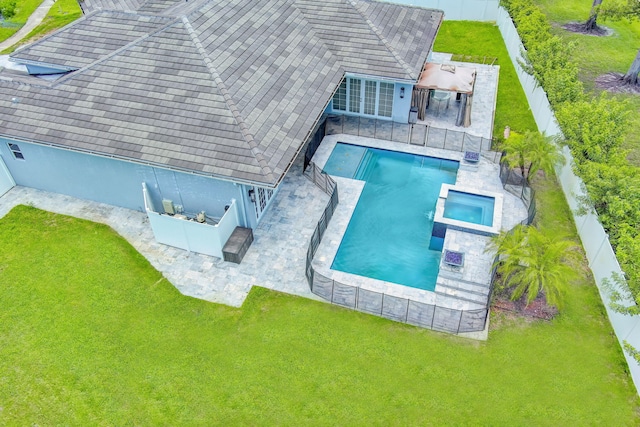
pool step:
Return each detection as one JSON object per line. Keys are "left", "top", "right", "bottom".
{"left": 354, "top": 150, "right": 375, "bottom": 180}
{"left": 435, "top": 278, "right": 491, "bottom": 305}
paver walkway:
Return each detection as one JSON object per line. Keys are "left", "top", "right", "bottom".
{"left": 0, "top": 159, "right": 326, "bottom": 307}
{"left": 0, "top": 0, "right": 55, "bottom": 51}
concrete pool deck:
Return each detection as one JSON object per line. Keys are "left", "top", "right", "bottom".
{"left": 0, "top": 159, "right": 328, "bottom": 308}
{"left": 417, "top": 52, "right": 499, "bottom": 140}
{"left": 0, "top": 54, "right": 514, "bottom": 337}
{"left": 310, "top": 134, "right": 528, "bottom": 322}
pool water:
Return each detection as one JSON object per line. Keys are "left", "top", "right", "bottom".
{"left": 443, "top": 191, "right": 495, "bottom": 226}
{"left": 324, "top": 143, "right": 458, "bottom": 291}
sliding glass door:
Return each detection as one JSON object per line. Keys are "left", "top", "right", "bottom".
{"left": 333, "top": 77, "right": 394, "bottom": 118}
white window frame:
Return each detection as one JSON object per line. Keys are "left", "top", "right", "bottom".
{"left": 8, "top": 143, "right": 24, "bottom": 160}
{"left": 253, "top": 185, "right": 277, "bottom": 221}
{"left": 333, "top": 77, "right": 394, "bottom": 119}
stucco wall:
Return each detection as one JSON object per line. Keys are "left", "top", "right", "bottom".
{"left": 0, "top": 137, "right": 242, "bottom": 220}
{"left": 392, "top": 82, "right": 413, "bottom": 123}
{"left": 0, "top": 155, "right": 15, "bottom": 196}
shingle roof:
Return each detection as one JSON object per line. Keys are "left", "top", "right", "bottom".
{"left": 79, "top": 0, "right": 177, "bottom": 14}
{"left": 2, "top": 0, "right": 443, "bottom": 186}
{"left": 12, "top": 12, "right": 173, "bottom": 70}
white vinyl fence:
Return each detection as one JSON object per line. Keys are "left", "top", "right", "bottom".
{"left": 496, "top": 7, "right": 640, "bottom": 394}
{"left": 385, "top": 0, "right": 499, "bottom": 21}
{"left": 0, "top": 156, "right": 15, "bottom": 197}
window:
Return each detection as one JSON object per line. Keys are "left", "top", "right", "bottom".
{"left": 332, "top": 80, "right": 346, "bottom": 111}
{"left": 333, "top": 77, "right": 395, "bottom": 119}
{"left": 378, "top": 82, "right": 394, "bottom": 118}
{"left": 8, "top": 143, "right": 24, "bottom": 160}
{"left": 253, "top": 186, "right": 278, "bottom": 220}
{"left": 257, "top": 187, "right": 267, "bottom": 212}
{"left": 364, "top": 80, "right": 377, "bottom": 115}
{"left": 348, "top": 77, "right": 361, "bottom": 113}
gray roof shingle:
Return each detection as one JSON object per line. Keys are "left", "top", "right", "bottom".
{"left": 1, "top": 0, "right": 443, "bottom": 186}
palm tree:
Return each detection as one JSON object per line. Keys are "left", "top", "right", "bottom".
{"left": 502, "top": 132, "right": 528, "bottom": 180}
{"left": 526, "top": 132, "right": 565, "bottom": 182}
{"left": 502, "top": 131, "right": 564, "bottom": 183}
{"left": 487, "top": 225, "right": 579, "bottom": 310}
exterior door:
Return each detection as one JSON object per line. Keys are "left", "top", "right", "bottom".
{"left": 345, "top": 77, "right": 393, "bottom": 118}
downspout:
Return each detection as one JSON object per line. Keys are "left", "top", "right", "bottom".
{"left": 237, "top": 183, "right": 249, "bottom": 228}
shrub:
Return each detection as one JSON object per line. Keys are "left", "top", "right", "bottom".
{"left": 502, "top": 0, "right": 639, "bottom": 304}
{"left": 0, "top": 0, "right": 16, "bottom": 19}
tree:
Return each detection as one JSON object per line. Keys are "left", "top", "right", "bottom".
{"left": 0, "top": 0, "right": 16, "bottom": 20}
{"left": 602, "top": 272, "right": 640, "bottom": 363}
{"left": 520, "top": 36, "right": 584, "bottom": 105}
{"left": 622, "top": 48, "right": 640, "bottom": 85}
{"left": 502, "top": 131, "right": 564, "bottom": 183}
{"left": 487, "top": 225, "right": 579, "bottom": 310}
{"left": 584, "top": 0, "right": 604, "bottom": 32}
{"left": 600, "top": 0, "right": 640, "bottom": 84}
{"left": 556, "top": 94, "right": 630, "bottom": 164}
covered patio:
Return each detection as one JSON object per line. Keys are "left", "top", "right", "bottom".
{"left": 413, "top": 53, "right": 499, "bottom": 140}
{"left": 413, "top": 62, "right": 477, "bottom": 127}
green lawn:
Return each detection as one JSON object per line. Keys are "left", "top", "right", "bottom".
{"left": 533, "top": 0, "right": 640, "bottom": 164}
{"left": 1, "top": 204, "right": 639, "bottom": 424}
{"left": 433, "top": 21, "right": 539, "bottom": 139}
{"left": 1, "top": 0, "right": 82, "bottom": 54}
{"left": 0, "top": 17, "right": 638, "bottom": 426}
{"left": 0, "top": 0, "right": 44, "bottom": 42}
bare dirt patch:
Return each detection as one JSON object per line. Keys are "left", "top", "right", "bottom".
{"left": 492, "top": 293, "right": 559, "bottom": 321}
{"left": 562, "top": 22, "right": 614, "bottom": 37}
{"left": 596, "top": 72, "right": 640, "bottom": 94}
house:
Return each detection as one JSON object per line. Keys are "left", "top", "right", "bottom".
{"left": 0, "top": 0, "right": 443, "bottom": 257}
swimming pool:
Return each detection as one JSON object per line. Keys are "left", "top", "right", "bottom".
{"left": 443, "top": 191, "right": 495, "bottom": 226}
{"left": 323, "top": 143, "right": 458, "bottom": 291}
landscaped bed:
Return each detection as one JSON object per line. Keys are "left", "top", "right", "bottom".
{"left": 0, "top": 205, "right": 638, "bottom": 424}
{"left": 0, "top": 19, "right": 638, "bottom": 425}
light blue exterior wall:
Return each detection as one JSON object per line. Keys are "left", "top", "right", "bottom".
{"left": 392, "top": 82, "right": 413, "bottom": 123}
{"left": 0, "top": 155, "right": 15, "bottom": 196}
{"left": 239, "top": 184, "right": 258, "bottom": 229}
{"left": 143, "top": 183, "right": 242, "bottom": 258}
{"left": 327, "top": 79, "right": 415, "bottom": 123}
{"left": 0, "top": 137, "right": 248, "bottom": 225}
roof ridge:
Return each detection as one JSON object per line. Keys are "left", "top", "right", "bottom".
{"left": 12, "top": 10, "right": 95, "bottom": 57}
{"left": 346, "top": 0, "right": 417, "bottom": 80}
{"left": 161, "top": 0, "right": 211, "bottom": 17}
{"left": 181, "top": 16, "right": 275, "bottom": 183}
{"left": 12, "top": 10, "right": 172, "bottom": 58}
{"left": 50, "top": 16, "right": 181, "bottom": 88}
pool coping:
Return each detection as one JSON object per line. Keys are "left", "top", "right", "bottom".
{"left": 312, "top": 135, "right": 495, "bottom": 308}
{"left": 310, "top": 134, "right": 528, "bottom": 339}
{"left": 434, "top": 184, "right": 504, "bottom": 236}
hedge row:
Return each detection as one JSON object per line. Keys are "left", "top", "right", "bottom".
{"left": 501, "top": 0, "right": 639, "bottom": 304}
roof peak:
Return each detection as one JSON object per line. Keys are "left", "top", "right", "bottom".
{"left": 347, "top": 0, "right": 419, "bottom": 79}
{"left": 50, "top": 17, "right": 183, "bottom": 88}
{"left": 181, "top": 16, "right": 275, "bottom": 183}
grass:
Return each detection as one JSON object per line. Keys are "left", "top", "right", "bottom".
{"left": 0, "top": 0, "right": 82, "bottom": 54}
{"left": 433, "top": 21, "right": 539, "bottom": 138}
{"left": 533, "top": 0, "right": 640, "bottom": 165}
{"left": 0, "top": 0, "right": 44, "bottom": 41}
{"left": 0, "top": 17, "right": 638, "bottom": 426}
{"left": 0, "top": 205, "right": 639, "bottom": 424}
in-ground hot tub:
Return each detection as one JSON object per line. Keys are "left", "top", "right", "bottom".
{"left": 434, "top": 184, "right": 503, "bottom": 236}
{"left": 444, "top": 190, "right": 495, "bottom": 226}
